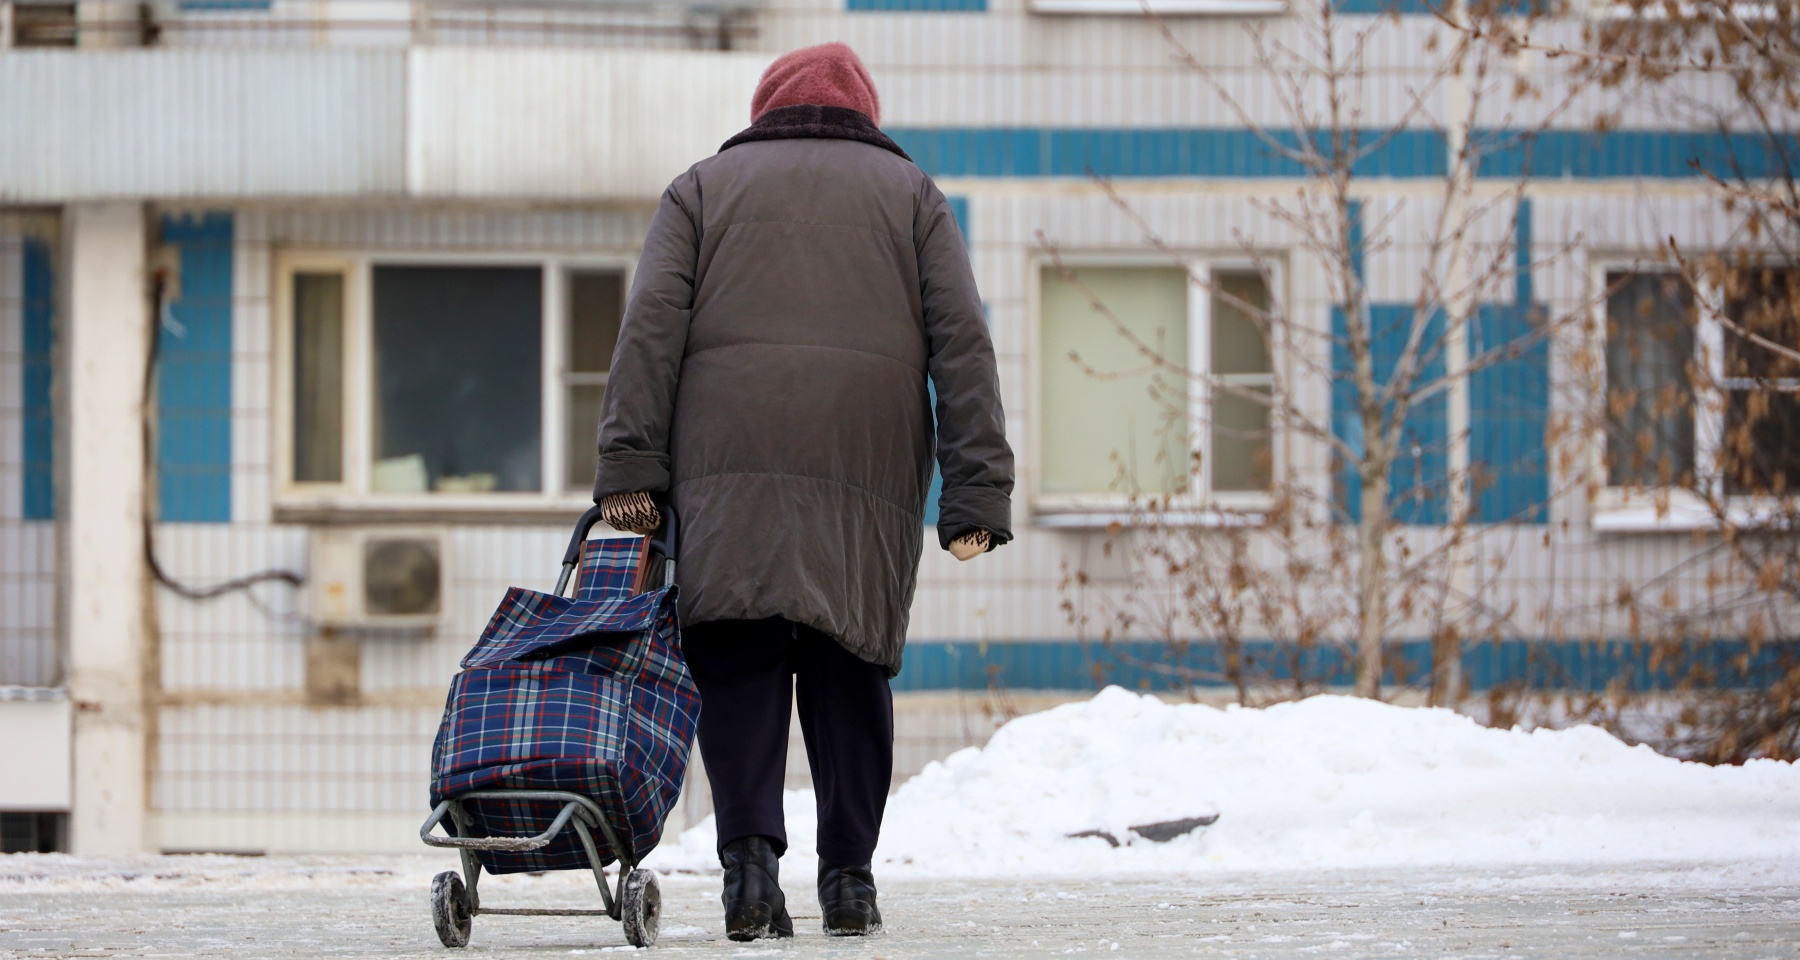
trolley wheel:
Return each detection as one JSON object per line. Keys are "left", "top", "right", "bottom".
{"left": 620, "top": 868, "right": 661, "bottom": 948}
{"left": 431, "top": 870, "right": 473, "bottom": 948}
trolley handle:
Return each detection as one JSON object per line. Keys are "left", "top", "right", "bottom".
{"left": 555, "top": 501, "right": 679, "bottom": 597}
{"left": 561, "top": 505, "right": 608, "bottom": 569}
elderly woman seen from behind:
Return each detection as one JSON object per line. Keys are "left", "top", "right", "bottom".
{"left": 592, "top": 42, "right": 1014, "bottom": 941}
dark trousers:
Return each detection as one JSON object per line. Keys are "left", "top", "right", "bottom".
{"left": 681, "top": 617, "right": 894, "bottom": 866}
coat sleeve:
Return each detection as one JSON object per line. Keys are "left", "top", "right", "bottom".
{"left": 592, "top": 170, "right": 702, "bottom": 501}
{"left": 915, "top": 179, "right": 1016, "bottom": 550}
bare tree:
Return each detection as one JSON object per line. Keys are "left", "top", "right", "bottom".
{"left": 1053, "top": 0, "right": 1595, "bottom": 701}
{"left": 1433, "top": 0, "right": 1800, "bottom": 757}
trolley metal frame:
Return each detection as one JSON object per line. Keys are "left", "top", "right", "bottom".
{"left": 421, "top": 789, "right": 638, "bottom": 920}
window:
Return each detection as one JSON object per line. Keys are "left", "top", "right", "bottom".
{"left": 1209, "top": 272, "right": 1275, "bottom": 494}
{"left": 1036, "top": 262, "right": 1275, "bottom": 512}
{"left": 369, "top": 266, "right": 542, "bottom": 494}
{"left": 1604, "top": 271, "right": 1696, "bottom": 488}
{"left": 292, "top": 272, "right": 346, "bottom": 484}
{"left": 277, "top": 256, "right": 628, "bottom": 508}
{"left": 1600, "top": 265, "right": 1800, "bottom": 512}
{"left": 564, "top": 271, "right": 625, "bottom": 492}
{"left": 1721, "top": 266, "right": 1800, "bottom": 495}
{"left": 11, "top": 4, "right": 77, "bottom": 47}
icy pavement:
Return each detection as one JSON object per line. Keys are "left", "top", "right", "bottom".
{"left": 3, "top": 854, "right": 1798, "bottom": 959}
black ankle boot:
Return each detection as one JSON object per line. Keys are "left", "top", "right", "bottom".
{"left": 818, "top": 862, "right": 882, "bottom": 936}
{"left": 719, "top": 836, "right": 793, "bottom": 941}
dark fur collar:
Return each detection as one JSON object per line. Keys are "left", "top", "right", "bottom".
{"left": 719, "top": 105, "right": 912, "bottom": 162}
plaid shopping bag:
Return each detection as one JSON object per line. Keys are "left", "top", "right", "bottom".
{"left": 429, "top": 536, "right": 700, "bottom": 873}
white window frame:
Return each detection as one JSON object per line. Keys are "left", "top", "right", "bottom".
{"left": 1582, "top": 0, "right": 1777, "bottom": 21}
{"left": 1591, "top": 257, "right": 1796, "bottom": 531}
{"left": 1029, "top": 254, "right": 1282, "bottom": 527}
{"left": 272, "top": 250, "right": 633, "bottom": 519}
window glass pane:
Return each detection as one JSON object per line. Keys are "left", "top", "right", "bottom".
{"left": 1724, "top": 266, "right": 1800, "bottom": 494}
{"left": 1212, "top": 387, "right": 1271, "bottom": 492}
{"left": 371, "top": 266, "right": 542, "bottom": 494}
{"left": 1211, "top": 271, "right": 1271, "bottom": 375}
{"left": 1724, "top": 392, "right": 1800, "bottom": 495}
{"left": 292, "top": 272, "right": 344, "bottom": 483}
{"left": 1605, "top": 271, "right": 1695, "bottom": 487}
{"left": 569, "top": 270, "right": 624, "bottom": 374}
{"left": 564, "top": 270, "right": 624, "bottom": 493}
{"left": 567, "top": 384, "right": 605, "bottom": 493}
{"left": 1040, "top": 266, "right": 1190, "bottom": 496}
{"left": 1724, "top": 266, "right": 1800, "bottom": 378}
{"left": 1210, "top": 270, "right": 1273, "bottom": 494}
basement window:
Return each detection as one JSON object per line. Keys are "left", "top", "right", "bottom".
{"left": 11, "top": 3, "right": 77, "bottom": 47}
{"left": 0, "top": 812, "right": 67, "bottom": 853}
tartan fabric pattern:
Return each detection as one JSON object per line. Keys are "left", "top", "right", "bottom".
{"left": 462, "top": 586, "right": 668, "bottom": 669}
{"left": 579, "top": 534, "right": 651, "bottom": 600}
{"left": 430, "top": 536, "right": 700, "bottom": 874}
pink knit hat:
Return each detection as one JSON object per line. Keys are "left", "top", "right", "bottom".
{"left": 750, "top": 43, "right": 881, "bottom": 126}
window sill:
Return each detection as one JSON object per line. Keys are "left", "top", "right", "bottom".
{"left": 1591, "top": 495, "right": 1797, "bottom": 533}
{"left": 1033, "top": 508, "right": 1266, "bottom": 529}
{"left": 1030, "top": 0, "right": 1285, "bottom": 12}
{"left": 274, "top": 495, "right": 597, "bottom": 526}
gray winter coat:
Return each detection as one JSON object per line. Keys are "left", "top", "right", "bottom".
{"left": 592, "top": 105, "right": 1014, "bottom": 675}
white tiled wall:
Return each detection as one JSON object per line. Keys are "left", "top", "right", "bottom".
{"left": 0, "top": 220, "right": 59, "bottom": 690}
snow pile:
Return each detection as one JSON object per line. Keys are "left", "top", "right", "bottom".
{"left": 652, "top": 688, "right": 1800, "bottom": 878}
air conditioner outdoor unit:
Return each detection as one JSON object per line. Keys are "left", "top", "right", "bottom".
{"left": 308, "top": 527, "right": 446, "bottom": 632}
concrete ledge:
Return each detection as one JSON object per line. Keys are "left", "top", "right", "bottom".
{"left": 0, "top": 48, "right": 767, "bottom": 203}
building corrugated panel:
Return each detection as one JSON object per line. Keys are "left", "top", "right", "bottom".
{"left": 405, "top": 47, "right": 771, "bottom": 200}
{"left": 0, "top": 49, "right": 405, "bottom": 201}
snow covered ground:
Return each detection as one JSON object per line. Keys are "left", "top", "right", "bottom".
{"left": 651, "top": 688, "right": 1800, "bottom": 879}
{"left": 6, "top": 690, "right": 1799, "bottom": 957}
{"left": 3, "top": 855, "right": 1797, "bottom": 958}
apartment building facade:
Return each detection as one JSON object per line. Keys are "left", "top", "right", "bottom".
{"left": 0, "top": 0, "right": 1787, "bottom": 855}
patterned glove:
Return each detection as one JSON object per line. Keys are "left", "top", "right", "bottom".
{"left": 599, "top": 491, "right": 661, "bottom": 535}
{"left": 948, "top": 528, "right": 992, "bottom": 562}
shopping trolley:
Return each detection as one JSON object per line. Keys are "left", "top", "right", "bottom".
{"left": 421, "top": 505, "right": 698, "bottom": 948}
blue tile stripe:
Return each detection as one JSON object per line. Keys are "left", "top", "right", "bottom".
{"left": 1477, "top": 129, "right": 1800, "bottom": 181}
{"left": 1330, "top": 201, "right": 1453, "bottom": 525}
{"left": 1331, "top": 305, "right": 1451, "bottom": 524}
{"left": 21, "top": 236, "right": 54, "bottom": 521}
{"left": 1330, "top": 198, "right": 1550, "bottom": 525}
{"left": 157, "top": 213, "right": 234, "bottom": 524}
{"left": 891, "top": 127, "right": 1796, "bottom": 181}
{"left": 892, "top": 128, "right": 1448, "bottom": 179}
{"left": 895, "top": 639, "right": 1793, "bottom": 692}
{"left": 1471, "top": 200, "right": 1549, "bottom": 523}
